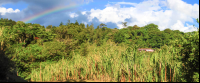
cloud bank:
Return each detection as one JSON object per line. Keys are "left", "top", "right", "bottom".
{"left": 84, "top": 0, "right": 199, "bottom": 32}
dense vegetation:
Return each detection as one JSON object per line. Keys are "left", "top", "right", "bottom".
{"left": 0, "top": 18, "right": 199, "bottom": 82}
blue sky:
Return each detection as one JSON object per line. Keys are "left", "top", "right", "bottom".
{"left": 0, "top": 0, "right": 199, "bottom": 32}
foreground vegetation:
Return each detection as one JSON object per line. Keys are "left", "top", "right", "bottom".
{"left": 0, "top": 18, "right": 199, "bottom": 82}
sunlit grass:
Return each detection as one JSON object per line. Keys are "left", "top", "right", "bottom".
{"left": 28, "top": 40, "right": 184, "bottom": 82}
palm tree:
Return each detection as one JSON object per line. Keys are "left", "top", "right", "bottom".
{"left": 122, "top": 22, "right": 127, "bottom": 28}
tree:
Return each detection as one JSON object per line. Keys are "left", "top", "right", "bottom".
{"left": 164, "top": 28, "right": 172, "bottom": 34}
{"left": 86, "top": 24, "right": 89, "bottom": 28}
{"left": 46, "top": 25, "right": 52, "bottom": 29}
{"left": 97, "top": 26, "right": 100, "bottom": 29}
{"left": 66, "top": 20, "right": 70, "bottom": 26}
{"left": 122, "top": 22, "right": 127, "bottom": 28}
{"left": 80, "top": 23, "right": 85, "bottom": 29}
{"left": 143, "top": 23, "right": 160, "bottom": 32}
{"left": 59, "top": 21, "right": 63, "bottom": 26}
{"left": 75, "top": 20, "right": 79, "bottom": 25}
{"left": 0, "top": 18, "right": 16, "bottom": 27}
{"left": 127, "top": 26, "right": 132, "bottom": 30}
{"left": 52, "top": 26, "right": 56, "bottom": 29}
{"left": 99, "top": 23, "right": 106, "bottom": 28}
{"left": 132, "top": 25, "right": 140, "bottom": 30}
{"left": 114, "top": 28, "right": 131, "bottom": 43}
{"left": 179, "top": 18, "right": 199, "bottom": 82}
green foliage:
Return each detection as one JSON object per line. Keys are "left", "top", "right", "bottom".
{"left": 75, "top": 20, "right": 79, "bottom": 25}
{"left": 59, "top": 21, "right": 63, "bottom": 26}
{"left": 180, "top": 24, "right": 199, "bottom": 82}
{"left": 169, "top": 18, "right": 199, "bottom": 82}
{"left": 0, "top": 18, "right": 16, "bottom": 27}
{"left": 164, "top": 28, "right": 172, "bottom": 34}
{"left": 1, "top": 21, "right": 56, "bottom": 49}
{"left": 143, "top": 23, "right": 160, "bottom": 32}
{"left": 0, "top": 18, "right": 198, "bottom": 82}
{"left": 129, "top": 25, "right": 140, "bottom": 31}
{"left": 99, "top": 23, "right": 107, "bottom": 28}
{"left": 66, "top": 19, "right": 71, "bottom": 26}
{"left": 79, "top": 41, "right": 89, "bottom": 57}
{"left": 5, "top": 40, "right": 68, "bottom": 80}
{"left": 5, "top": 43, "right": 42, "bottom": 79}
{"left": 127, "top": 26, "right": 133, "bottom": 30}
{"left": 193, "top": 72, "right": 199, "bottom": 82}
{"left": 46, "top": 25, "right": 52, "bottom": 29}
{"left": 114, "top": 28, "right": 131, "bottom": 43}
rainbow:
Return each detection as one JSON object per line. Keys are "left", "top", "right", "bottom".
{"left": 22, "top": 3, "right": 84, "bottom": 23}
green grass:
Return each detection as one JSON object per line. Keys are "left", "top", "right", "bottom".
{"left": 28, "top": 41, "right": 183, "bottom": 82}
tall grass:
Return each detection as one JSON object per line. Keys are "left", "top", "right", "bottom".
{"left": 29, "top": 41, "right": 184, "bottom": 82}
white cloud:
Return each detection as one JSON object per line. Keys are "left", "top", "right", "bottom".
{"left": 0, "top": 7, "right": 20, "bottom": 15}
{"left": 171, "top": 20, "right": 186, "bottom": 31}
{"left": 81, "top": 11, "right": 86, "bottom": 15}
{"left": 171, "top": 20, "right": 198, "bottom": 32}
{"left": 166, "top": 0, "right": 199, "bottom": 19}
{"left": 69, "top": 12, "right": 79, "bottom": 18}
{"left": 85, "top": 0, "right": 199, "bottom": 32}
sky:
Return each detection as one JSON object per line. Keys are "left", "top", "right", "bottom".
{"left": 0, "top": 0, "right": 199, "bottom": 32}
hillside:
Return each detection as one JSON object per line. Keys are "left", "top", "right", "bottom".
{"left": 0, "top": 18, "right": 199, "bottom": 82}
